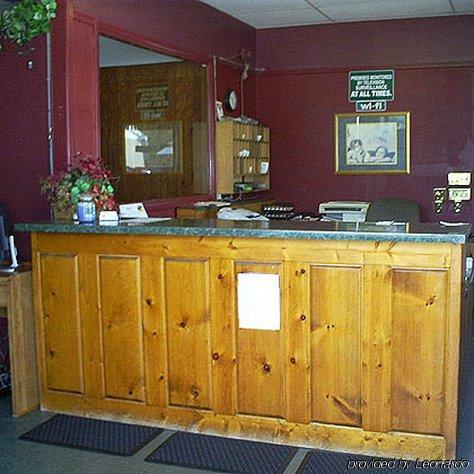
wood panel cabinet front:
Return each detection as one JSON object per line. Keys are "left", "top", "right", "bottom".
{"left": 39, "top": 254, "right": 84, "bottom": 395}
{"left": 235, "top": 262, "right": 283, "bottom": 418}
{"left": 391, "top": 269, "right": 448, "bottom": 435}
{"left": 99, "top": 256, "right": 145, "bottom": 402}
{"left": 164, "top": 258, "right": 212, "bottom": 409}
{"left": 310, "top": 265, "right": 362, "bottom": 427}
{"left": 32, "top": 234, "right": 463, "bottom": 459}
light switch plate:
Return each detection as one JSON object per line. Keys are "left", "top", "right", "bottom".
{"left": 433, "top": 187, "right": 446, "bottom": 202}
{"left": 448, "top": 188, "right": 471, "bottom": 201}
{"left": 448, "top": 172, "right": 471, "bottom": 186}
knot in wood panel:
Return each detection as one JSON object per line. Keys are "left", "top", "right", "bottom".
{"left": 425, "top": 295, "right": 436, "bottom": 306}
{"left": 263, "top": 363, "right": 271, "bottom": 372}
{"left": 212, "top": 352, "right": 219, "bottom": 360}
{"left": 146, "top": 298, "right": 154, "bottom": 306}
{"left": 300, "top": 314, "right": 307, "bottom": 321}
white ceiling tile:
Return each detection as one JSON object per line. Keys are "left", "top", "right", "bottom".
{"left": 451, "top": 0, "right": 474, "bottom": 13}
{"left": 200, "top": 0, "right": 309, "bottom": 15}
{"left": 234, "top": 8, "right": 329, "bottom": 28}
{"left": 316, "top": 0, "right": 453, "bottom": 21}
{"left": 199, "top": 0, "right": 473, "bottom": 28}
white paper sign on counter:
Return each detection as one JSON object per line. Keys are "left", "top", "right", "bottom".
{"left": 237, "top": 273, "right": 280, "bottom": 330}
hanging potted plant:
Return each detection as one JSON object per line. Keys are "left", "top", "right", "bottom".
{"left": 0, "top": 0, "right": 57, "bottom": 47}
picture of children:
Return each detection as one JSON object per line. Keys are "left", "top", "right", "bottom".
{"left": 366, "top": 145, "right": 397, "bottom": 164}
{"left": 336, "top": 112, "right": 409, "bottom": 174}
{"left": 346, "top": 139, "right": 369, "bottom": 164}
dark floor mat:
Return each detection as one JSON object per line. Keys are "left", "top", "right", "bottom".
{"left": 20, "top": 414, "right": 162, "bottom": 456}
{"left": 297, "top": 449, "right": 449, "bottom": 473}
{"left": 145, "top": 430, "right": 297, "bottom": 473}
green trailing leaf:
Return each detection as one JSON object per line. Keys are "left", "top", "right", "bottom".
{"left": 0, "top": 0, "right": 57, "bottom": 46}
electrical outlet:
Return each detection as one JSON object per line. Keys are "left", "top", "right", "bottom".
{"left": 448, "top": 172, "right": 471, "bottom": 186}
{"left": 448, "top": 187, "right": 471, "bottom": 201}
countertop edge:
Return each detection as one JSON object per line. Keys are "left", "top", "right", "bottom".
{"left": 15, "top": 222, "right": 468, "bottom": 244}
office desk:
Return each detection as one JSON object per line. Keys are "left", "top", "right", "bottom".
{"left": 0, "top": 267, "right": 39, "bottom": 416}
{"left": 17, "top": 220, "right": 472, "bottom": 459}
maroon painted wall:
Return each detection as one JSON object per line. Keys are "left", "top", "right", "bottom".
{"left": 256, "top": 17, "right": 474, "bottom": 222}
{"left": 216, "top": 62, "right": 256, "bottom": 119}
{"left": 0, "top": 37, "right": 50, "bottom": 259}
{"left": 0, "top": 0, "right": 257, "bottom": 258}
{"left": 67, "top": 0, "right": 258, "bottom": 213}
{"left": 257, "top": 16, "right": 474, "bottom": 71}
{"left": 74, "top": 0, "right": 256, "bottom": 63}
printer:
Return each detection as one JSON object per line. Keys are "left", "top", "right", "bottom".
{"left": 318, "top": 201, "right": 369, "bottom": 222}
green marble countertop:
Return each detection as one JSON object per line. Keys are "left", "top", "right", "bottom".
{"left": 16, "top": 219, "right": 471, "bottom": 244}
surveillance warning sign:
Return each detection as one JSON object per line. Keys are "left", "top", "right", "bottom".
{"left": 349, "top": 70, "right": 395, "bottom": 102}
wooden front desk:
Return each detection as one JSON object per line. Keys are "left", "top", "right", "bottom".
{"left": 0, "top": 268, "right": 39, "bottom": 416}
{"left": 28, "top": 228, "right": 469, "bottom": 460}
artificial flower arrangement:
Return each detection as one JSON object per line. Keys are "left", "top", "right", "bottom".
{"left": 40, "top": 152, "right": 117, "bottom": 212}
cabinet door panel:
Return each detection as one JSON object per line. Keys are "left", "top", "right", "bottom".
{"left": 235, "top": 263, "right": 283, "bottom": 418}
{"left": 99, "top": 256, "right": 145, "bottom": 402}
{"left": 40, "top": 254, "right": 84, "bottom": 394}
{"left": 391, "top": 269, "right": 448, "bottom": 434}
{"left": 165, "top": 258, "right": 211, "bottom": 409}
{"left": 310, "top": 265, "right": 362, "bottom": 427}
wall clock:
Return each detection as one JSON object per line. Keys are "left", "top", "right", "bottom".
{"left": 224, "top": 89, "right": 238, "bottom": 111}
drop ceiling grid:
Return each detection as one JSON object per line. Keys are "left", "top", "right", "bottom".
{"left": 200, "top": 0, "right": 474, "bottom": 28}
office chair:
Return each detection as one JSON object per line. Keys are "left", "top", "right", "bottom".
{"left": 365, "top": 197, "right": 421, "bottom": 223}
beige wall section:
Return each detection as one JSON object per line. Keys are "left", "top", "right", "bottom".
{"left": 32, "top": 233, "right": 465, "bottom": 460}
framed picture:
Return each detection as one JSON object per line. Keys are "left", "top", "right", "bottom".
{"left": 335, "top": 112, "right": 410, "bottom": 174}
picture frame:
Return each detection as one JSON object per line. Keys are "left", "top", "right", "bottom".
{"left": 335, "top": 112, "right": 410, "bottom": 174}
{"left": 123, "top": 121, "right": 182, "bottom": 175}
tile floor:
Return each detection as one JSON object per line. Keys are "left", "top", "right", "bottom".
{"left": 0, "top": 345, "right": 472, "bottom": 474}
